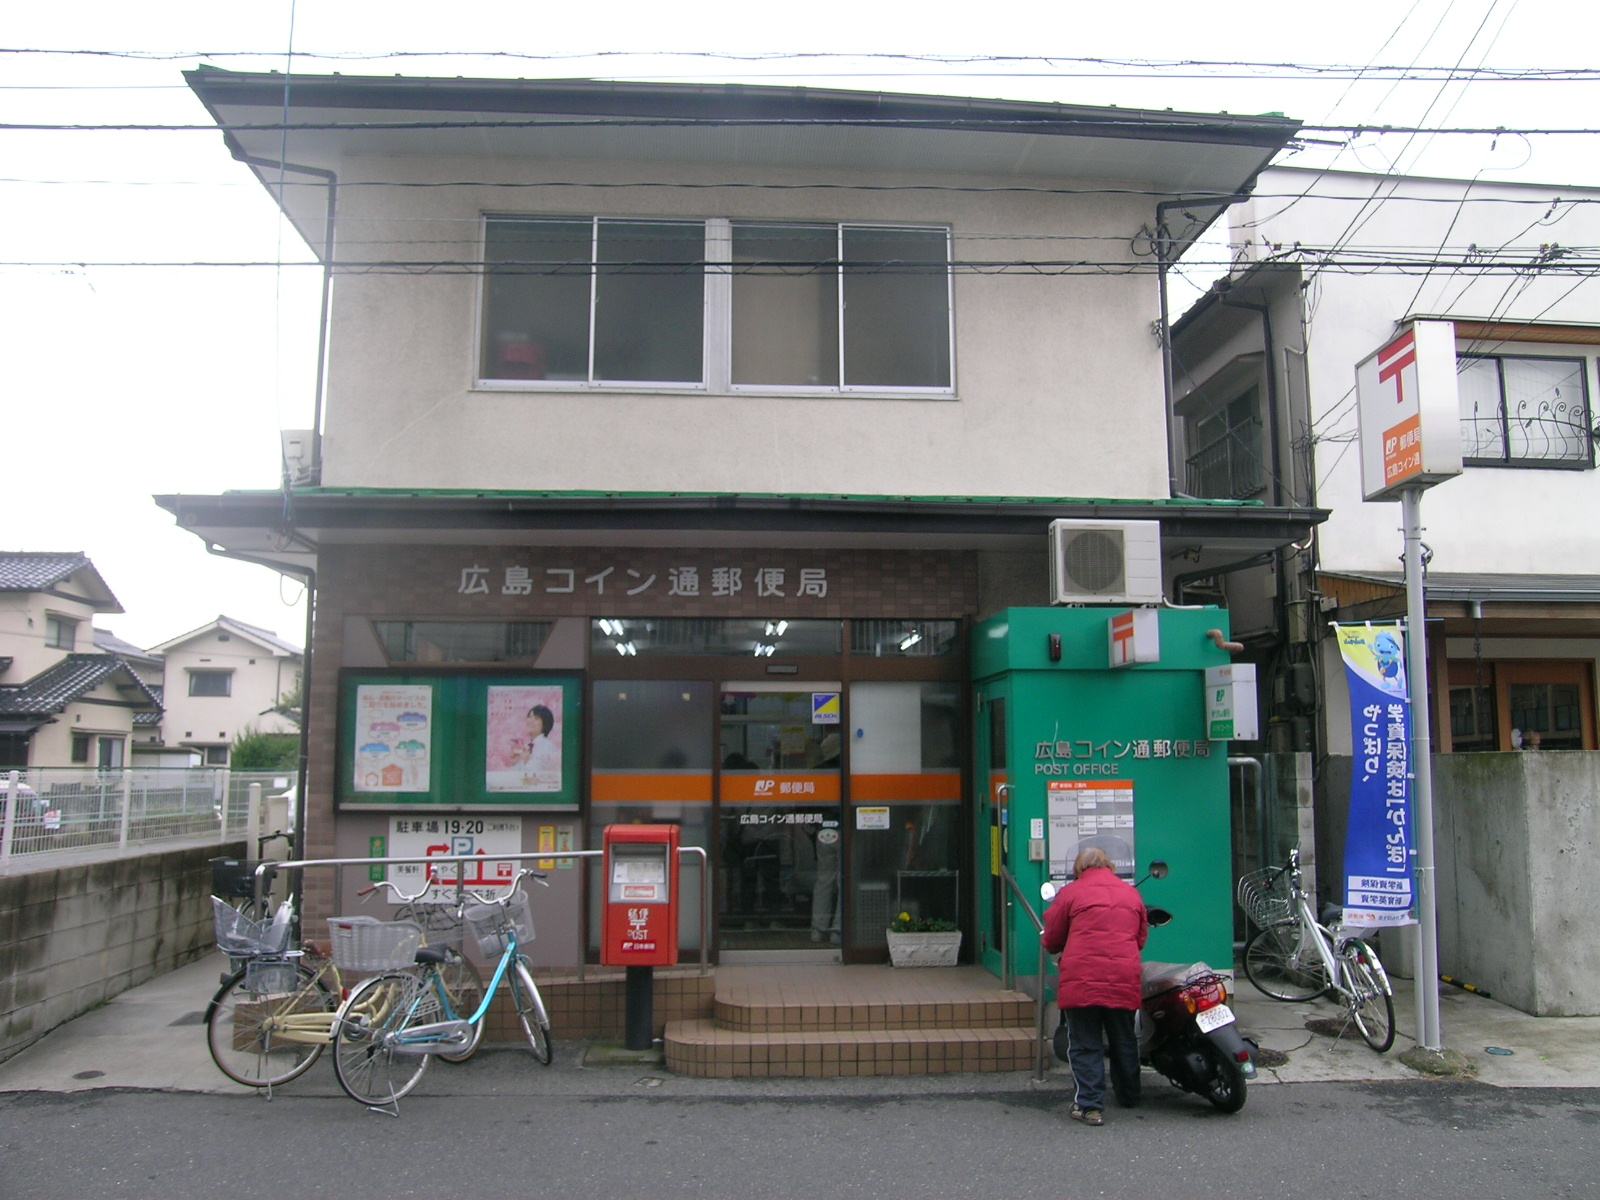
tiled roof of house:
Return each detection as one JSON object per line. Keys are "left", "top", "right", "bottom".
{"left": 0, "top": 654, "right": 162, "bottom": 717}
{"left": 134, "top": 684, "right": 164, "bottom": 726}
{"left": 0, "top": 552, "right": 92, "bottom": 591}
{"left": 93, "top": 628, "right": 160, "bottom": 663}
{"left": 222, "top": 617, "right": 302, "bottom": 657}
{"left": 154, "top": 615, "right": 302, "bottom": 657}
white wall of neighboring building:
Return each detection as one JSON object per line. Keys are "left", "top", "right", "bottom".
{"left": 0, "top": 583, "right": 102, "bottom": 682}
{"left": 28, "top": 680, "right": 138, "bottom": 768}
{"left": 156, "top": 625, "right": 301, "bottom": 757}
{"left": 318, "top": 155, "right": 1171, "bottom": 501}
{"left": 1233, "top": 168, "right": 1600, "bottom": 579}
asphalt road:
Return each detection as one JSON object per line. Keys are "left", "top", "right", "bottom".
{"left": 2, "top": 1067, "right": 1597, "bottom": 1200}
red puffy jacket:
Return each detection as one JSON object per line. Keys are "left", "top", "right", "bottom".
{"left": 1040, "top": 866, "right": 1149, "bottom": 1010}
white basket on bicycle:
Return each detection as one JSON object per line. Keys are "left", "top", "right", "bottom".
{"left": 1236, "top": 867, "right": 1293, "bottom": 929}
{"left": 465, "top": 890, "right": 534, "bottom": 957}
{"left": 213, "top": 895, "right": 292, "bottom": 960}
{"left": 409, "top": 903, "right": 465, "bottom": 949}
{"left": 327, "top": 916, "right": 424, "bottom": 973}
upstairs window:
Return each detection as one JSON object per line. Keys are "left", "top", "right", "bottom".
{"left": 45, "top": 616, "right": 77, "bottom": 650}
{"left": 1185, "top": 388, "right": 1265, "bottom": 499}
{"left": 1457, "top": 354, "right": 1593, "bottom": 468}
{"left": 188, "top": 669, "right": 232, "bottom": 697}
{"left": 482, "top": 218, "right": 705, "bottom": 385}
{"left": 481, "top": 217, "right": 954, "bottom": 394}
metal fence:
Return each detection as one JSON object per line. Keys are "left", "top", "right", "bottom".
{"left": 0, "top": 768, "right": 297, "bottom": 867}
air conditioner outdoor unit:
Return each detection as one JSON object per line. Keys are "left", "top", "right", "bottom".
{"left": 1048, "top": 519, "right": 1164, "bottom": 606}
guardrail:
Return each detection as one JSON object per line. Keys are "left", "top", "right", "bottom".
{"left": 999, "top": 865, "right": 1053, "bottom": 1082}
{"left": 0, "top": 768, "right": 295, "bottom": 869}
{"left": 256, "top": 848, "right": 711, "bottom": 977}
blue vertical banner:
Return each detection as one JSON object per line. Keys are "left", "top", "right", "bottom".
{"left": 1335, "top": 623, "right": 1417, "bottom": 927}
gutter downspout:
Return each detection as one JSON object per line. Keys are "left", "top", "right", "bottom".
{"left": 204, "top": 543, "right": 316, "bottom": 929}
{"left": 233, "top": 154, "right": 337, "bottom": 483}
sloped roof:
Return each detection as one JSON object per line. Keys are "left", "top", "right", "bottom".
{"left": 0, "top": 654, "right": 162, "bottom": 717}
{"left": 0, "top": 551, "right": 124, "bottom": 613}
{"left": 93, "top": 628, "right": 161, "bottom": 664}
{"left": 1321, "top": 571, "right": 1600, "bottom": 604}
{"left": 152, "top": 615, "right": 302, "bottom": 658}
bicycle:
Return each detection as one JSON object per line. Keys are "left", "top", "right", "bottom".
{"left": 205, "top": 894, "right": 340, "bottom": 1089}
{"left": 1237, "top": 848, "right": 1397, "bottom": 1053}
{"left": 332, "top": 869, "right": 554, "bottom": 1112}
{"left": 356, "top": 878, "right": 488, "bottom": 1063}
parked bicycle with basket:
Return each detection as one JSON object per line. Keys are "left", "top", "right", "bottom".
{"left": 1237, "top": 847, "right": 1396, "bottom": 1052}
{"left": 333, "top": 868, "right": 553, "bottom": 1112}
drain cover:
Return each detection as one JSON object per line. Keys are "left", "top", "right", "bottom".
{"left": 72, "top": 1070, "right": 105, "bottom": 1081}
{"left": 168, "top": 1011, "right": 206, "bottom": 1027}
{"left": 1485, "top": 1046, "right": 1515, "bottom": 1056}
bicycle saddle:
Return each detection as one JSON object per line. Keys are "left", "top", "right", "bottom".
{"left": 414, "top": 946, "right": 451, "bottom": 965}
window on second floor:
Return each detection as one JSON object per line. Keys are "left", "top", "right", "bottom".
{"left": 1457, "top": 353, "right": 1594, "bottom": 468}
{"left": 188, "top": 669, "right": 232, "bottom": 697}
{"left": 1185, "top": 388, "right": 1265, "bottom": 499}
{"left": 480, "top": 217, "right": 953, "bottom": 393}
{"left": 45, "top": 615, "right": 77, "bottom": 650}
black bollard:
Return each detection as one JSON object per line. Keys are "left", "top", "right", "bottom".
{"left": 625, "top": 964, "right": 654, "bottom": 1051}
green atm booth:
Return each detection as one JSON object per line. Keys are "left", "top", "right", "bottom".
{"left": 973, "top": 607, "right": 1237, "bottom": 984}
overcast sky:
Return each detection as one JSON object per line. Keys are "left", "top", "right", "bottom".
{"left": 3, "top": 0, "right": 1595, "bottom": 650}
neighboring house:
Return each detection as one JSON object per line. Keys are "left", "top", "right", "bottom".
{"left": 161, "top": 72, "right": 1324, "bottom": 963}
{"left": 150, "top": 617, "right": 302, "bottom": 766}
{"left": 0, "top": 553, "right": 161, "bottom": 768}
{"left": 91, "top": 628, "right": 187, "bottom": 766}
{"left": 1173, "top": 166, "right": 1600, "bottom": 765}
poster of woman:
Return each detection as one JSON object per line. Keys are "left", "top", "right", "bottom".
{"left": 485, "top": 685, "right": 564, "bottom": 793}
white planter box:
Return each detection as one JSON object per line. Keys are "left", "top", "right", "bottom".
{"left": 886, "top": 930, "right": 962, "bottom": 968}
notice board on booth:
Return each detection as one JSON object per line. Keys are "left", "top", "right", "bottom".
{"left": 338, "top": 671, "right": 582, "bottom": 811}
{"left": 1047, "top": 780, "right": 1136, "bottom": 879}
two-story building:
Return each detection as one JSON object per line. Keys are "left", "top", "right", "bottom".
{"left": 161, "top": 72, "right": 1322, "bottom": 968}
{"left": 150, "top": 616, "right": 302, "bottom": 767}
{"left": 0, "top": 552, "right": 161, "bottom": 768}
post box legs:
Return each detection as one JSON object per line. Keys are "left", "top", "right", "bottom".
{"left": 625, "top": 966, "right": 654, "bottom": 1051}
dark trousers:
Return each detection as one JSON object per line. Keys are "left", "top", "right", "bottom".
{"left": 1063, "top": 1006, "right": 1141, "bottom": 1112}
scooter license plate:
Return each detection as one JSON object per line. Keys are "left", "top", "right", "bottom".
{"left": 1194, "top": 1004, "right": 1235, "bottom": 1033}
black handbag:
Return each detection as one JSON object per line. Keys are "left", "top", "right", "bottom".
{"left": 1052, "top": 1010, "right": 1072, "bottom": 1064}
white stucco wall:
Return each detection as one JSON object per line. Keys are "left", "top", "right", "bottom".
{"left": 0, "top": 586, "right": 102, "bottom": 683}
{"left": 318, "top": 154, "right": 1171, "bottom": 500}
{"left": 1236, "top": 169, "right": 1600, "bottom": 578}
{"left": 158, "top": 630, "right": 300, "bottom": 754}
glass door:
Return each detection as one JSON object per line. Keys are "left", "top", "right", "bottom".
{"left": 717, "top": 683, "right": 843, "bottom": 955}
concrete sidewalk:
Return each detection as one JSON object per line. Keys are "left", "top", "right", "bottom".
{"left": 0, "top": 954, "right": 1595, "bottom": 1095}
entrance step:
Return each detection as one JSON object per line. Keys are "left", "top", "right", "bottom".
{"left": 665, "top": 1020, "right": 1036, "bottom": 1077}
{"left": 663, "top": 964, "right": 1041, "bottom": 1078}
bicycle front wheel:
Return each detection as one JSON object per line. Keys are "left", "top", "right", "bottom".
{"left": 1244, "top": 921, "right": 1329, "bottom": 1002}
{"left": 511, "top": 960, "right": 553, "bottom": 1065}
{"left": 333, "top": 972, "right": 434, "bottom": 1107}
{"left": 1341, "top": 943, "right": 1396, "bottom": 1053}
{"left": 205, "top": 963, "right": 333, "bottom": 1088}
{"left": 438, "top": 954, "right": 486, "bottom": 1064}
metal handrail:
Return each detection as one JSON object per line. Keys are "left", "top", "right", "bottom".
{"left": 254, "top": 847, "right": 711, "bottom": 976}
{"left": 999, "top": 865, "right": 1053, "bottom": 1082}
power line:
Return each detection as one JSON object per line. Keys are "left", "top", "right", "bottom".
{"left": 4, "top": 47, "right": 1600, "bottom": 80}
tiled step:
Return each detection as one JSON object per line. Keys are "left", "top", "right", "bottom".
{"left": 664, "top": 1019, "right": 1038, "bottom": 1078}
{"left": 714, "top": 993, "right": 1033, "bottom": 1033}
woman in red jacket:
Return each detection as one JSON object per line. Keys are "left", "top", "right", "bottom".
{"left": 1041, "top": 846, "right": 1148, "bottom": 1126}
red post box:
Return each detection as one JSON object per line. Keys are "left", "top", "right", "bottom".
{"left": 601, "top": 824, "right": 680, "bottom": 967}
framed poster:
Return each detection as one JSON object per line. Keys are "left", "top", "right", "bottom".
{"left": 338, "top": 671, "right": 582, "bottom": 811}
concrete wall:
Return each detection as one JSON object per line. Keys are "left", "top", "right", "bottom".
{"left": 0, "top": 842, "right": 238, "bottom": 1061}
{"left": 1320, "top": 752, "right": 1600, "bottom": 1016}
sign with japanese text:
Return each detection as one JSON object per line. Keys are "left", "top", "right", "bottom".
{"left": 1336, "top": 624, "right": 1417, "bottom": 927}
{"left": 386, "top": 815, "right": 522, "bottom": 903}
{"left": 1047, "top": 780, "right": 1136, "bottom": 879}
{"left": 485, "top": 684, "right": 565, "bottom": 794}
{"left": 457, "top": 561, "right": 830, "bottom": 601}
{"left": 1355, "top": 319, "right": 1462, "bottom": 502}
{"left": 1031, "top": 733, "right": 1209, "bottom": 778}
{"left": 1205, "top": 663, "right": 1259, "bottom": 741}
{"left": 352, "top": 684, "right": 432, "bottom": 793}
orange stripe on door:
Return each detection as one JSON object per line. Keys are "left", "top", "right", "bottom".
{"left": 591, "top": 773, "right": 713, "bottom": 803}
{"left": 719, "top": 772, "right": 842, "bottom": 804}
{"left": 849, "top": 772, "right": 963, "bottom": 803}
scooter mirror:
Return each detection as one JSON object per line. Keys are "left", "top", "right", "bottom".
{"left": 1148, "top": 860, "right": 1169, "bottom": 880}
{"left": 1146, "top": 907, "right": 1174, "bottom": 927}
{"left": 1040, "top": 881, "right": 1059, "bottom": 902}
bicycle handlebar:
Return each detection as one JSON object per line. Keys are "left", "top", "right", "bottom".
{"left": 358, "top": 875, "right": 434, "bottom": 905}
{"left": 461, "top": 867, "right": 548, "bottom": 908}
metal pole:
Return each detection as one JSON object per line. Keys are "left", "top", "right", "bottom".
{"left": 1401, "top": 487, "right": 1444, "bottom": 1052}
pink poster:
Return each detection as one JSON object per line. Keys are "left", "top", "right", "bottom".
{"left": 485, "top": 685, "right": 564, "bottom": 793}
